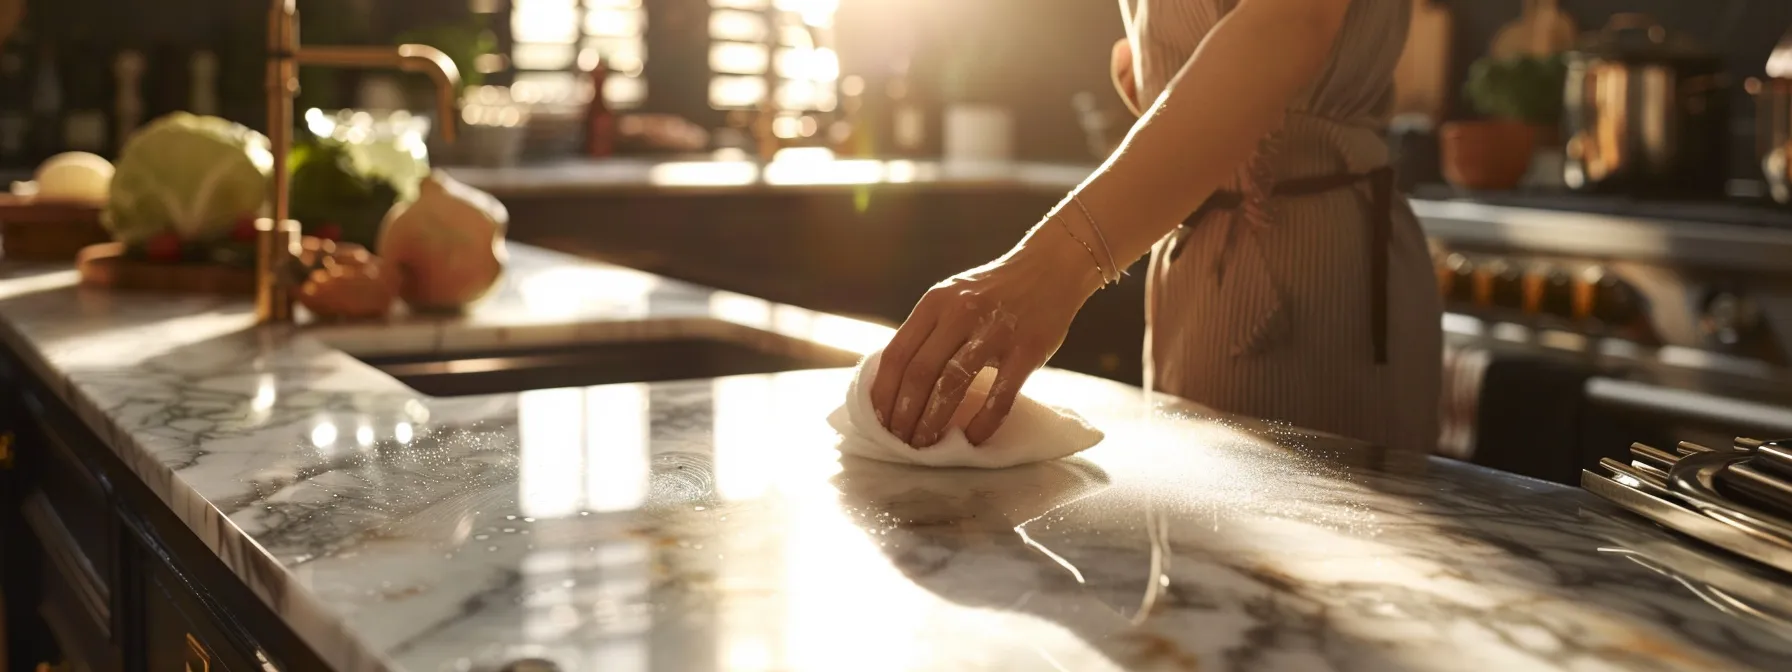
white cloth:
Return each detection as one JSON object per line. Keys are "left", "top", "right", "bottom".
{"left": 827, "top": 350, "right": 1105, "bottom": 469}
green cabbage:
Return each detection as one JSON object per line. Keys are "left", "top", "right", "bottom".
{"left": 103, "top": 113, "right": 273, "bottom": 244}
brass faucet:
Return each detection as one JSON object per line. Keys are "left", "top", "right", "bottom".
{"left": 258, "top": 0, "right": 461, "bottom": 324}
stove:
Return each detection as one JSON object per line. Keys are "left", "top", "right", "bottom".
{"left": 1416, "top": 197, "right": 1792, "bottom": 484}
{"left": 1585, "top": 437, "right": 1792, "bottom": 581}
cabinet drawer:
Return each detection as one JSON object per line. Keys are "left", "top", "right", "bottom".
{"left": 19, "top": 395, "right": 114, "bottom": 588}
{"left": 24, "top": 493, "right": 119, "bottom": 672}
{"left": 39, "top": 553, "right": 119, "bottom": 672}
{"left": 144, "top": 552, "right": 268, "bottom": 672}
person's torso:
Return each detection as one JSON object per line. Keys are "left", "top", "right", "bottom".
{"left": 1121, "top": 0, "right": 1410, "bottom": 179}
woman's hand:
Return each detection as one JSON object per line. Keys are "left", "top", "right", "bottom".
{"left": 1111, "top": 38, "right": 1141, "bottom": 116}
{"left": 870, "top": 226, "right": 1104, "bottom": 448}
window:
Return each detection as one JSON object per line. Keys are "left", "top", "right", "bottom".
{"left": 707, "top": 0, "right": 839, "bottom": 112}
{"left": 509, "top": 0, "right": 648, "bottom": 109}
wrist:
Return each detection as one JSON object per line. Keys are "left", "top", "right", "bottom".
{"left": 1014, "top": 214, "right": 1107, "bottom": 301}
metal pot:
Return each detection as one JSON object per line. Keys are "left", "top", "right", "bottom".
{"left": 1562, "top": 13, "right": 1730, "bottom": 197}
{"left": 1748, "top": 25, "right": 1792, "bottom": 204}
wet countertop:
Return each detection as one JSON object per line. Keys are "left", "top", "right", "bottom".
{"left": 1, "top": 244, "right": 1790, "bottom": 671}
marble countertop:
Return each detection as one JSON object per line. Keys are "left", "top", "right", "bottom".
{"left": 2, "top": 244, "right": 1790, "bottom": 672}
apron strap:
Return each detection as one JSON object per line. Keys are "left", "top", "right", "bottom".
{"left": 1167, "top": 165, "right": 1395, "bottom": 365}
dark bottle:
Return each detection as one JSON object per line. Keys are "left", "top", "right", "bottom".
{"left": 59, "top": 39, "right": 115, "bottom": 156}
{"left": 584, "top": 59, "right": 615, "bottom": 157}
{"left": 189, "top": 49, "right": 220, "bottom": 117}
{"left": 114, "top": 48, "right": 147, "bottom": 146}
{"left": 0, "top": 27, "right": 34, "bottom": 168}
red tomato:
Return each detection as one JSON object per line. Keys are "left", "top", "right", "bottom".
{"left": 145, "top": 233, "right": 183, "bottom": 262}
{"left": 231, "top": 216, "right": 260, "bottom": 243}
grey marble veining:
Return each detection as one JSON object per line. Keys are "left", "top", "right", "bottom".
{"left": 2, "top": 245, "right": 1790, "bottom": 672}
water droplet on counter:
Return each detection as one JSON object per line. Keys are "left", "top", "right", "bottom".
{"left": 506, "top": 515, "right": 517, "bottom": 520}
{"left": 486, "top": 545, "right": 499, "bottom": 552}
{"left": 474, "top": 534, "right": 490, "bottom": 540}
{"left": 523, "top": 517, "right": 536, "bottom": 523}
{"left": 694, "top": 506, "right": 706, "bottom": 511}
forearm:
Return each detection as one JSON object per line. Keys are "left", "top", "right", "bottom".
{"left": 1036, "top": 0, "right": 1349, "bottom": 282}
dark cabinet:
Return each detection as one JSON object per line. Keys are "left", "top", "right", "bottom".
{"left": 142, "top": 559, "right": 255, "bottom": 672}
{"left": 0, "top": 350, "right": 331, "bottom": 672}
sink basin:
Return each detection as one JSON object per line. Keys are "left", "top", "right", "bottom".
{"left": 354, "top": 336, "right": 859, "bottom": 397}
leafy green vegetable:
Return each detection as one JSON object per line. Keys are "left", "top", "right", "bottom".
{"left": 1464, "top": 54, "right": 1568, "bottom": 125}
{"left": 288, "top": 138, "right": 401, "bottom": 251}
{"left": 103, "top": 113, "right": 272, "bottom": 244}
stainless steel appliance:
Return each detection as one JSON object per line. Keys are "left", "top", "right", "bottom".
{"left": 1563, "top": 13, "right": 1730, "bottom": 197}
{"left": 1585, "top": 437, "right": 1792, "bottom": 581}
{"left": 1419, "top": 197, "right": 1792, "bottom": 483}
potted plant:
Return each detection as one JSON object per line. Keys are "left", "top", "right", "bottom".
{"left": 1441, "top": 54, "right": 1567, "bottom": 190}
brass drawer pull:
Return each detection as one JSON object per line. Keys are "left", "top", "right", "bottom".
{"left": 186, "top": 633, "right": 212, "bottom": 672}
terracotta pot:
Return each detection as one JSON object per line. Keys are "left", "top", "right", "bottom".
{"left": 1439, "top": 120, "right": 1537, "bottom": 191}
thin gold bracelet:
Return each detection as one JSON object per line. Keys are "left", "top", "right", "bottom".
{"left": 1071, "top": 194, "right": 1123, "bottom": 284}
{"left": 1054, "top": 213, "right": 1112, "bottom": 287}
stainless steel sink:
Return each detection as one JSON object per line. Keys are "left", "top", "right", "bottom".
{"left": 354, "top": 337, "right": 858, "bottom": 397}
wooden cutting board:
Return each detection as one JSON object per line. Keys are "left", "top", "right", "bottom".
{"left": 1392, "top": 0, "right": 1453, "bottom": 123}
{"left": 1490, "top": 0, "right": 1576, "bottom": 59}
{"left": 76, "top": 242, "right": 257, "bottom": 295}
{"left": 0, "top": 193, "right": 111, "bottom": 261}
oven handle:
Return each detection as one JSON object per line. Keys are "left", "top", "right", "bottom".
{"left": 1585, "top": 377, "right": 1792, "bottom": 437}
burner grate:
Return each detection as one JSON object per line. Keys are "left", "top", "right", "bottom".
{"left": 1584, "top": 437, "right": 1792, "bottom": 577}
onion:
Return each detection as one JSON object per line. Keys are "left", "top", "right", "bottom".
{"left": 34, "top": 152, "right": 115, "bottom": 204}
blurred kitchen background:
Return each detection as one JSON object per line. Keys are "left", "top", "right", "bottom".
{"left": 4, "top": 0, "right": 1790, "bottom": 167}
{"left": 4, "top": 0, "right": 1792, "bottom": 486}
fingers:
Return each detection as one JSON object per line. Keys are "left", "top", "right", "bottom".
{"left": 870, "top": 301, "right": 940, "bottom": 429}
{"left": 910, "top": 339, "right": 997, "bottom": 448}
{"left": 963, "top": 351, "right": 1044, "bottom": 446}
{"left": 887, "top": 325, "right": 970, "bottom": 445}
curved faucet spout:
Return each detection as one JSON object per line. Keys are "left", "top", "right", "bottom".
{"left": 294, "top": 45, "right": 462, "bottom": 143}
{"left": 260, "top": 0, "right": 463, "bottom": 325}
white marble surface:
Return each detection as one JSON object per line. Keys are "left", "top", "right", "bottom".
{"left": 1, "top": 244, "right": 1790, "bottom": 672}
